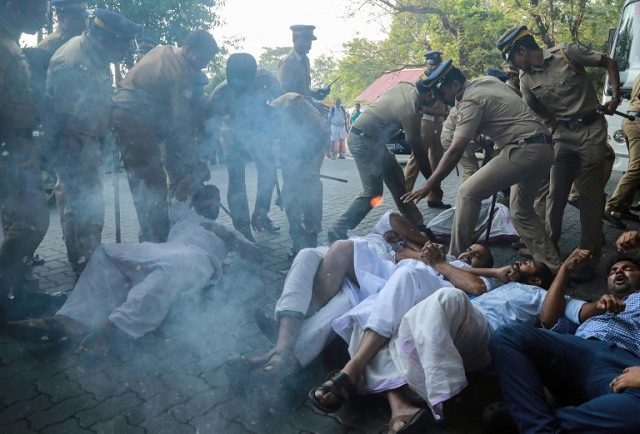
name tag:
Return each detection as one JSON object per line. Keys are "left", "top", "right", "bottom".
{"left": 422, "top": 114, "right": 435, "bottom": 121}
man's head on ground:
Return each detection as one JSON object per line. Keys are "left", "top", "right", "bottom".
{"left": 1, "top": 0, "right": 50, "bottom": 35}
{"left": 497, "top": 26, "right": 541, "bottom": 72}
{"left": 52, "top": 0, "right": 90, "bottom": 37}
{"left": 193, "top": 185, "right": 221, "bottom": 220}
{"left": 606, "top": 254, "right": 640, "bottom": 298}
{"left": 511, "top": 260, "right": 553, "bottom": 289}
{"left": 458, "top": 244, "right": 493, "bottom": 269}
{"left": 291, "top": 24, "right": 316, "bottom": 56}
{"left": 89, "top": 9, "right": 141, "bottom": 63}
{"left": 182, "top": 30, "right": 218, "bottom": 71}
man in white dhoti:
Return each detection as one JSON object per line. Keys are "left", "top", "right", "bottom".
{"left": 7, "top": 183, "right": 262, "bottom": 354}
{"left": 224, "top": 210, "right": 435, "bottom": 391}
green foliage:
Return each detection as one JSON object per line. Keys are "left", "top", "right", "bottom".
{"left": 257, "top": 46, "right": 290, "bottom": 76}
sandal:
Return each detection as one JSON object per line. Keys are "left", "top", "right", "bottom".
{"left": 308, "top": 370, "right": 356, "bottom": 413}
{"left": 76, "top": 328, "right": 112, "bottom": 357}
{"left": 386, "top": 409, "right": 430, "bottom": 434}
{"left": 223, "top": 355, "right": 252, "bottom": 394}
{"left": 6, "top": 317, "right": 69, "bottom": 343}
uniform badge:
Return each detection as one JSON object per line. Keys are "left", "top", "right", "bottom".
{"left": 456, "top": 112, "right": 463, "bottom": 123}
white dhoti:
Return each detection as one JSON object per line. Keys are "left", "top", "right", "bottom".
{"left": 57, "top": 242, "right": 214, "bottom": 339}
{"left": 389, "top": 288, "right": 492, "bottom": 420}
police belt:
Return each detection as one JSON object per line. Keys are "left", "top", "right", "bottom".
{"left": 557, "top": 112, "right": 602, "bottom": 131}
{"left": 511, "top": 134, "right": 553, "bottom": 145}
{"left": 15, "top": 128, "right": 34, "bottom": 139}
{"left": 350, "top": 127, "right": 368, "bottom": 138}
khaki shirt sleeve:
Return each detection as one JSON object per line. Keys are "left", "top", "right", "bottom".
{"left": 453, "top": 101, "right": 482, "bottom": 140}
{"left": 564, "top": 44, "right": 603, "bottom": 68}
{"left": 169, "top": 75, "right": 199, "bottom": 167}
{"left": 402, "top": 112, "right": 422, "bottom": 143}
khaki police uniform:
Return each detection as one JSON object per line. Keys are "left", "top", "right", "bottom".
{"left": 0, "top": 15, "right": 50, "bottom": 294}
{"left": 37, "top": 29, "right": 72, "bottom": 55}
{"left": 606, "top": 73, "right": 640, "bottom": 213}
{"left": 520, "top": 43, "right": 607, "bottom": 261}
{"left": 505, "top": 80, "right": 522, "bottom": 97}
{"left": 271, "top": 92, "right": 326, "bottom": 253}
{"left": 204, "top": 76, "right": 279, "bottom": 235}
{"left": 45, "top": 33, "right": 112, "bottom": 273}
{"left": 450, "top": 76, "right": 560, "bottom": 271}
{"left": 277, "top": 48, "right": 312, "bottom": 97}
{"left": 441, "top": 106, "right": 479, "bottom": 185}
{"left": 330, "top": 82, "right": 425, "bottom": 236}
{"left": 113, "top": 45, "right": 198, "bottom": 242}
{"left": 404, "top": 100, "right": 447, "bottom": 201}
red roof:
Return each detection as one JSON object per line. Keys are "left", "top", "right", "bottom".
{"left": 356, "top": 69, "right": 424, "bottom": 103}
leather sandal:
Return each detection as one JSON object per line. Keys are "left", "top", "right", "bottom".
{"left": 308, "top": 370, "right": 356, "bottom": 413}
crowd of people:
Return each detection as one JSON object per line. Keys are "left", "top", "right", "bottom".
{"left": 2, "top": 1, "right": 640, "bottom": 432}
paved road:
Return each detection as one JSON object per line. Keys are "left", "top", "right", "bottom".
{"left": 0, "top": 155, "right": 634, "bottom": 433}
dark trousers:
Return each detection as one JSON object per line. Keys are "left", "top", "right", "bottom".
{"left": 489, "top": 324, "right": 640, "bottom": 434}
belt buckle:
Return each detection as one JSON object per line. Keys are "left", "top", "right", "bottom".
{"left": 569, "top": 119, "right": 584, "bottom": 131}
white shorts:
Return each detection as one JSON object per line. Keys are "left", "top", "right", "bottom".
{"left": 330, "top": 124, "right": 347, "bottom": 141}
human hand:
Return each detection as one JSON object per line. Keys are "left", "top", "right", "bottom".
{"left": 610, "top": 366, "right": 640, "bottom": 393}
{"left": 420, "top": 241, "right": 447, "bottom": 265}
{"left": 562, "top": 249, "right": 592, "bottom": 271}
{"left": 598, "top": 99, "right": 620, "bottom": 115}
{"left": 401, "top": 187, "right": 430, "bottom": 204}
{"left": 617, "top": 231, "right": 640, "bottom": 252}
{"left": 596, "top": 294, "right": 626, "bottom": 314}
{"left": 495, "top": 265, "right": 522, "bottom": 284}
{"left": 200, "top": 222, "right": 231, "bottom": 240}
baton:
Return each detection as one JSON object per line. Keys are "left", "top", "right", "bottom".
{"left": 276, "top": 167, "right": 348, "bottom": 183}
{"left": 325, "top": 76, "right": 341, "bottom": 89}
{"left": 113, "top": 138, "right": 121, "bottom": 243}
{"left": 595, "top": 104, "right": 636, "bottom": 121}
{"left": 484, "top": 193, "right": 498, "bottom": 244}
{"left": 220, "top": 202, "right": 232, "bottom": 218}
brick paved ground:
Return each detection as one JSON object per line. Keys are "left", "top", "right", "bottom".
{"left": 0, "top": 155, "right": 635, "bottom": 433}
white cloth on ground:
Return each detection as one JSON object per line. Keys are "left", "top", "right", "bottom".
{"left": 390, "top": 284, "right": 585, "bottom": 420}
{"left": 57, "top": 199, "right": 241, "bottom": 338}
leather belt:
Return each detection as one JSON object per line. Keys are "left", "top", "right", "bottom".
{"left": 628, "top": 111, "right": 640, "bottom": 117}
{"left": 558, "top": 112, "right": 602, "bottom": 131}
{"left": 350, "top": 127, "right": 366, "bottom": 137}
{"left": 15, "top": 128, "right": 34, "bottom": 139}
{"left": 521, "top": 134, "right": 553, "bottom": 145}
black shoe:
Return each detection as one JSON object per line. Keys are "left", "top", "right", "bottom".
{"left": 603, "top": 211, "right": 628, "bottom": 230}
{"left": 567, "top": 197, "right": 580, "bottom": 210}
{"left": 518, "top": 247, "right": 533, "bottom": 259}
{"left": 251, "top": 215, "right": 280, "bottom": 232}
{"left": 1, "top": 292, "right": 67, "bottom": 323}
{"left": 338, "top": 155, "right": 346, "bottom": 159}
{"left": 427, "top": 201, "right": 452, "bottom": 209}
{"left": 33, "top": 254, "right": 45, "bottom": 266}
{"left": 569, "top": 266, "right": 596, "bottom": 283}
{"left": 416, "top": 224, "right": 437, "bottom": 242}
{"left": 254, "top": 308, "right": 278, "bottom": 344}
{"left": 328, "top": 229, "right": 347, "bottom": 244}
{"left": 482, "top": 401, "right": 518, "bottom": 434}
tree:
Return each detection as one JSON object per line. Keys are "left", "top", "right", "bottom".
{"left": 257, "top": 46, "right": 290, "bottom": 76}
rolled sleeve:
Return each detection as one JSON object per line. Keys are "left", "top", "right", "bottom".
{"left": 452, "top": 101, "right": 482, "bottom": 140}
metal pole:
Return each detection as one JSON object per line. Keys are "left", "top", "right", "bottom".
{"left": 114, "top": 141, "right": 121, "bottom": 243}
{"left": 484, "top": 193, "right": 498, "bottom": 244}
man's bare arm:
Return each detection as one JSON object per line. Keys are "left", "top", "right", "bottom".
{"left": 421, "top": 242, "right": 487, "bottom": 296}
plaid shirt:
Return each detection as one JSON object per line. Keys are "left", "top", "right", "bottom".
{"left": 552, "top": 291, "right": 640, "bottom": 358}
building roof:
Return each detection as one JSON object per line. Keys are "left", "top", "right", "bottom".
{"left": 355, "top": 69, "right": 424, "bottom": 103}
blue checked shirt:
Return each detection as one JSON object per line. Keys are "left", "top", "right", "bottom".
{"left": 552, "top": 291, "right": 640, "bottom": 358}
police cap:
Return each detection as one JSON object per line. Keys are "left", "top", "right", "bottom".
{"left": 290, "top": 25, "right": 317, "bottom": 40}
{"left": 423, "top": 50, "right": 443, "bottom": 65}
{"left": 421, "top": 59, "right": 454, "bottom": 90}
{"left": 497, "top": 25, "right": 533, "bottom": 60}
{"left": 486, "top": 67, "right": 508, "bottom": 82}
{"left": 92, "top": 9, "right": 142, "bottom": 40}
{"left": 136, "top": 37, "right": 157, "bottom": 54}
{"left": 51, "top": 0, "right": 91, "bottom": 16}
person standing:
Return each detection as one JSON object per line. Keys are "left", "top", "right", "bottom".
{"left": 329, "top": 98, "right": 347, "bottom": 159}
{"left": 328, "top": 81, "right": 433, "bottom": 242}
{"left": 37, "top": 0, "right": 90, "bottom": 55}
{"left": 404, "top": 50, "right": 450, "bottom": 209}
{"left": 45, "top": 9, "right": 141, "bottom": 274}
{"left": 350, "top": 103, "right": 362, "bottom": 124}
{"left": 111, "top": 30, "right": 218, "bottom": 243}
{"left": 402, "top": 60, "right": 562, "bottom": 272}
{"left": 0, "top": 0, "right": 59, "bottom": 319}
{"left": 497, "top": 25, "right": 621, "bottom": 281}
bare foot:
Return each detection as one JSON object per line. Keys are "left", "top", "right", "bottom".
{"left": 388, "top": 407, "right": 421, "bottom": 434}
{"left": 314, "top": 370, "right": 356, "bottom": 408}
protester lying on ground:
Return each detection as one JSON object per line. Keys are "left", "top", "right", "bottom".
{"left": 224, "top": 209, "right": 434, "bottom": 391}
{"left": 311, "top": 251, "right": 560, "bottom": 428}
{"left": 7, "top": 181, "right": 261, "bottom": 355}
{"left": 489, "top": 245, "right": 640, "bottom": 433}
{"left": 308, "top": 241, "right": 495, "bottom": 432}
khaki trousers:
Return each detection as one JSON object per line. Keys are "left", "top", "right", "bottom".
{"left": 53, "top": 133, "right": 104, "bottom": 273}
{"left": 607, "top": 119, "right": 640, "bottom": 212}
{"left": 442, "top": 130, "right": 479, "bottom": 186}
{"left": 112, "top": 109, "right": 170, "bottom": 243}
{"left": 331, "top": 132, "right": 424, "bottom": 234}
{"left": 450, "top": 141, "right": 560, "bottom": 272}
{"left": 547, "top": 122, "right": 607, "bottom": 260}
{"left": 0, "top": 136, "right": 50, "bottom": 294}
{"left": 404, "top": 119, "right": 444, "bottom": 200}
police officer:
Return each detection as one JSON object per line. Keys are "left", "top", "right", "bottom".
{"left": 112, "top": 30, "right": 218, "bottom": 243}
{"left": 135, "top": 36, "right": 157, "bottom": 62}
{"left": 404, "top": 50, "right": 451, "bottom": 208}
{"left": 37, "top": 0, "right": 90, "bottom": 55}
{"left": 497, "top": 26, "right": 621, "bottom": 280}
{"left": 402, "top": 60, "right": 561, "bottom": 272}
{"left": 277, "top": 25, "right": 330, "bottom": 100}
{"left": 328, "top": 80, "right": 432, "bottom": 242}
{"left": 204, "top": 54, "right": 280, "bottom": 242}
{"left": 504, "top": 64, "right": 522, "bottom": 97}
{"left": 271, "top": 93, "right": 327, "bottom": 255}
{"left": 45, "top": 9, "right": 141, "bottom": 274}
{"left": 0, "top": 0, "right": 58, "bottom": 319}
